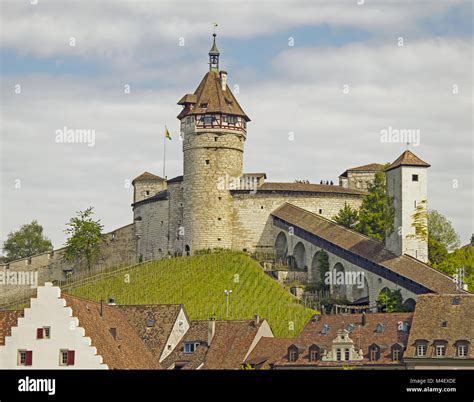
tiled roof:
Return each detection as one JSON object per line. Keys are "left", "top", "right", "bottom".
{"left": 177, "top": 70, "right": 250, "bottom": 121}
{"left": 0, "top": 310, "right": 23, "bottom": 346}
{"left": 132, "top": 171, "right": 165, "bottom": 185}
{"left": 339, "top": 163, "right": 384, "bottom": 178}
{"left": 231, "top": 182, "right": 366, "bottom": 196}
{"left": 274, "top": 313, "right": 412, "bottom": 367}
{"left": 385, "top": 150, "right": 430, "bottom": 172}
{"left": 62, "top": 294, "right": 161, "bottom": 369}
{"left": 406, "top": 294, "right": 474, "bottom": 359}
{"left": 203, "top": 320, "right": 264, "bottom": 369}
{"left": 161, "top": 320, "right": 209, "bottom": 370}
{"left": 167, "top": 175, "right": 183, "bottom": 184}
{"left": 271, "top": 203, "right": 460, "bottom": 294}
{"left": 244, "top": 337, "right": 294, "bottom": 369}
{"left": 131, "top": 190, "right": 168, "bottom": 208}
{"left": 115, "top": 304, "right": 184, "bottom": 361}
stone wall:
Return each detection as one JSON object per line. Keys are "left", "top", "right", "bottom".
{"left": 342, "top": 171, "right": 378, "bottom": 190}
{"left": 0, "top": 224, "right": 136, "bottom": 305}
{"left": 133, "top": 180, "right": 166, "bottom": 203}
{"left": 231, "top": 192, "right": 363, "bottom": 252}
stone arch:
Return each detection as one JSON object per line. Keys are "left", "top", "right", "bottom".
{"left": 292, "top": 242, "right": 307, "bottom": 270}
{"left": 402, "top": 298, "right": 416, "bottom": 312}
{"left": 351, "top": 275, "right": 369, "bottom": 303}
{"left": 274, "top": 232, "right": 288, "bottom": 265}
{"left": 332, "top": 262, "right": 346, "bottom": 299}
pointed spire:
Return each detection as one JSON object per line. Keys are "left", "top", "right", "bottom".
{"left": 209, "top": 32, "right": 220, "bottom": 71}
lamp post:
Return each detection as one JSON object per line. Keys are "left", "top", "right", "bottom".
{"left": 224, "top": 289, "right": 232, "bottom": 319}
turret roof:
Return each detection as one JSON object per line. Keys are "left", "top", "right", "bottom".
{"left": 385, "top": 150, "right": 430, "bottom": 172}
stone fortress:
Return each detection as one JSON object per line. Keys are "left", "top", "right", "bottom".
{"left": 1, "top": 34, "right": 463, "bottom": 308}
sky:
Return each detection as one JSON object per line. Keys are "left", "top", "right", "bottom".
{"left": 0, "top": 0, "right": 472, "bottom": 251}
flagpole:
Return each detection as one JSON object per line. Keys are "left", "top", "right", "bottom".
{"left": 163, "top": 126, "right": 166, "bottom": 179}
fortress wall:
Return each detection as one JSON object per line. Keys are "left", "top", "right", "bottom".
{"left": 0, "top": 224, "right": 136, "bottom": 305}
{"left": 134, "top": 200, "right": 169, "bottom": 261}
{"left": 167, "top": 182, "right": 185, "bottom": 255}
{"left": 231, "top": 193, "right": 363, "bottom": 252}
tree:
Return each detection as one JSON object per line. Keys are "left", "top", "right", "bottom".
{"left": 3, "top": 220, "right": 52, "bottom": 262}
{"left": 434, "top": 245, "right": 473, "bottom": 292}
{"left": 408, "top": 200, "right": 428, "bottom": 242}
{"left": 318, "top": 250, "right": 330, "bottom": 289}
{"left": 333, "top": 203, "right": 359, "bottom": 229}
{"left": 63, "top": 207, "right": 104, "bottom": 270}
{"left": 428, "top": 236, "right": 448, "bottom": 266}
{"left": 428, "top": 210, "right": 460, "bottom": 252}
{"left": 377, "top": 289, "right": 404, "bottom": 312}
{"left": 357, "top": 170, "right": 395, "bottom": 242}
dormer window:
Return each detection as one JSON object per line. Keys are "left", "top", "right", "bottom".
{"left": 346, "top": 323, "right": 355, "bottom": 333}
{"left": 309, "top": 345, "right": 320, "bottom": 362}
{"left": 456, "top": 341, "right": 469, "bottom": 357}
{"left": 391, "top": 344, "right": 403, "bottom": 361}
{"left": 321, "top": 324, "right": 330, "bottom": 334}
{"left": 435, "top": 343, "right": 446, "bottom": 357}
{"left": 415, "top": 341, "right": 428, "bottom": 357}
{"left": 184, "top": 342, "right": 200, "bottom": 354}
{"left": 369, "top": 344, "right": 380, "bottom": 361}
{"left": 376, "top": 323, "right": 385, "bottom": 333}
{"left": 200, "top": 103, "right": 208, "bottom": 108}
{"left": 288, "top": 345, "right": 301, "bottom": 362}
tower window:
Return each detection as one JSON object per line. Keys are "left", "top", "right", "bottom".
{"left": 318, "top": 209, "right": 323, "bottom": 214}
{"left": 218, "top": 196, "right": 222, "bottom": 200}
{"left": 412, "top": 174, "right": 419, "bottom": 182}
{"left": 217, "top": 238, "right": 221, "bottom": 241}
{"left": 214, "top": 137, "right": 218, "bottom": 142}
{"left": 146, "top": 190, "right": 150, "bottom": 196}
{"left": 218, "top": 217, "right": 221, "bottom": 221}
{"left": 205, "top": 159, "right": 210, "bottom": 165}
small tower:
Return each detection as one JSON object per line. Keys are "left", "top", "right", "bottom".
{"left": 385, "top": 150, "right": 430, "bottom": 262}
{"left": 132, "top": 172, "right": 166, "bottom": 203}
{"left": 177, "top": 34, "right": 250, "bottom": 253}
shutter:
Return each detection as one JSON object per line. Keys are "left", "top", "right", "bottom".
{"left": 67, "top": 350, "right": 75, "bottom": 366}
{"left": 37, "top": 328, "right": 43, "bottom": 339}
{"left": 25, "top": 351, "right": 33, "bottom": 366}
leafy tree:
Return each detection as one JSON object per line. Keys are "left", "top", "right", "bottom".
{"left": 333, "top": 203, "right": 359, "bottom": 229}
{"left": 408, "top": 200, "right": 428, "bottom": 242}
{"left": 377, "top": 289, "right": 404, "bottom": 312}
{"left": 318, "top": 250, "right": 330, "bottom": 289}
{"left": 428, "top": 236, "right": 448, "bottom": 266}
{"left": 434, "top": 245, "right": 473, "bottom": 292}
{"left": 3, "top": 220, "right": 52, "bottom": 262}
{"left": 63, "top": 207, "right": 104, "bottom": 270}
{"left": 428, "top": 210, "right": 460, "bottom": 252}
{"left": 357, "top": 170, "right": 395, "bottom": 242}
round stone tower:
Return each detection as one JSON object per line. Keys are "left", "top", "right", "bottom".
{"left": 177, "top": 34, "right": 250, "bottom": 253}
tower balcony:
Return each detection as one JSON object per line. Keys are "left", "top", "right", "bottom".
{"left": 180, "top": 113, "right": 247, "bottom": 135}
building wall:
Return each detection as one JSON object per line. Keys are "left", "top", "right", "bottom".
{"left": 345, "top": 171, "right": 378, "bottom": 190}
{"left": 386, "top": 166, "right": 428, "bottom": 262}
{"left": 231, "top": 192, "right": 363, "bottom": 252}
{"left": 0, "top": 224, "right": 137, "bottom": 305}
{"left": 167, "top": 182, "right": 185, "bottom": 256}
{"left": 133, "top": 180, "right": 166, "bottom": 203}
{"left": 183, "top": 128, "right": 245, "bottom": 252}
{"left": 159, "top": 307, "right": 190, "bottom": 362}
{"left": 0, "top": 283, "right": 107, "bottom": 369}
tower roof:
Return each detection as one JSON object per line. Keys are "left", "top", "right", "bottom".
{"left": 177, "top": 70, "right": 250, "bottom": 121}
{"left": 209, "top": 33, "right": 220, "bottom": 56}
{"left": 385, "top": 150, "right": 430, "bottom": 172}
{"left": 132, "top": 171, "right": 165, "bottom": 185}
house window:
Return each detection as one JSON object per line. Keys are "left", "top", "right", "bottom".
{"left": 309, "top": 346, "right": 319, "bottom": 362}
{"left": 59, "top": 350, "right": 75, "bottom": 366}
{"left": 369, "top": 346, "right": 378, "bottom": 361}
{"left": 184, "top": 342, "right": 199, "bottom": 354}
{"left": 18, "top": 350, "right": 32, "bottom": 366}
{"left": 336, "top": 349, "right": 342, "bottom": 361}
{"left": 435, "top": 344, "right": 446, "bottom": 357}
{"left": 288, "top": 348, "right": 298, "bottom": 362}
{"left": 412, "top": 174, "right": 419, "bottom": 182}
{"left": 37, "top": 327, "right": 51, "bottom": 339}
{"left": 416, "top": 343, "right": 427, "bottom": 357}
{"left": 457, "top": 344, "right": 468, "bottom": 357}
{"left": 392, "top": 347, "right": 402, "bottom": 361}
{"left": 344, "top": 349, "right": 350, "bottom": 361}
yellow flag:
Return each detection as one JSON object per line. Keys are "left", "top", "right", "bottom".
{"left": 165, "top": 127, "right": 172, "bottom": 140}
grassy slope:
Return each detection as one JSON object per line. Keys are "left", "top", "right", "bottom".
{"left": 68, "top": 252, "right": 315, "bottom": 337}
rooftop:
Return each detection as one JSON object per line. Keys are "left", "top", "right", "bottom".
{"left": 385, "top": 150, "right": 430, "bottom": 172}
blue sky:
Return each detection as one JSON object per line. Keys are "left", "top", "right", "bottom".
{"left": 0, "top": 0, "right": 472, "bottom": 249}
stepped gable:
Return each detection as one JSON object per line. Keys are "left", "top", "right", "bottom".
{"left": 115, "top": 304, "right": 184, "bottom": 361}
{"left": 62, "top": 294, "right": 161, "bottom": 369}
{"left": 406, "top": 294, "right": 474, "bottom": 358}
{"left": 271, "top": 203, "right": 461, "bottom": 294}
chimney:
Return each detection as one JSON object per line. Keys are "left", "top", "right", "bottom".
{"left": 254, "top": 314, "right": 260, "bottom": 327}
{"left": 220, "top": 71, "right": 227, "bottom": 91}
{"left": 361, "top": 312, "right": 367, "bottom": 326}
{"left": 208, "top": 317, "right": 216, "bottom": 346}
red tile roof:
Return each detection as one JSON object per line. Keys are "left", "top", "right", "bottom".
{"left": 244, "top": 337, "right": 294, "bottom": 369}
{"left": 0, "top": 310, "right": 23, "bottom": 346}
{"left": 386, "top": 150, "right": 430, "bottom": 172}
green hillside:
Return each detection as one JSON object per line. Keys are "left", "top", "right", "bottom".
{"left": 68, "top": 252, "right": 316, "bottom": 337}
